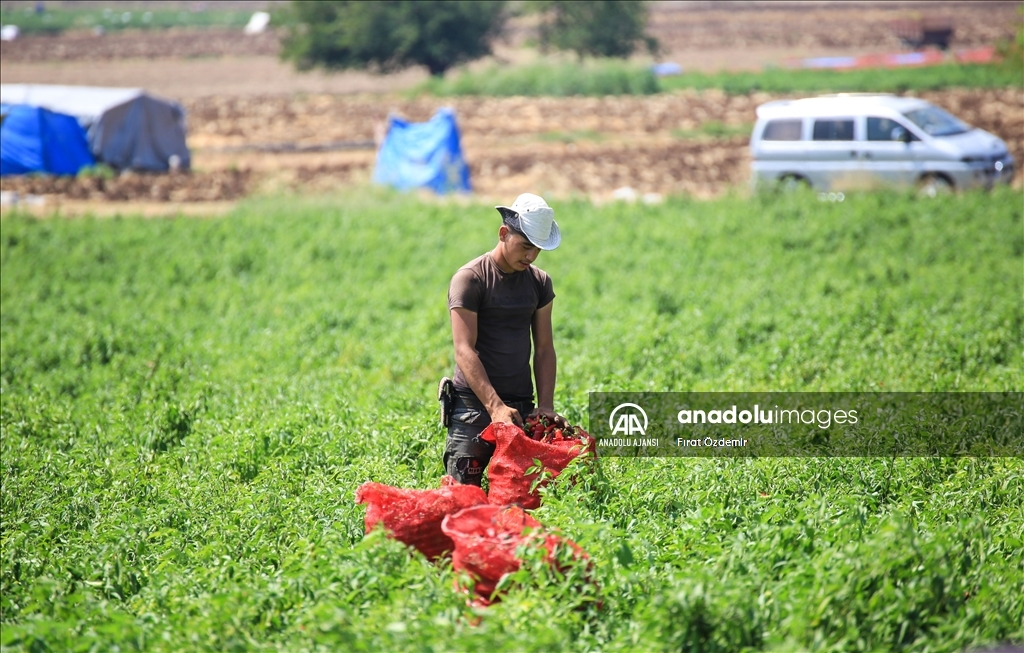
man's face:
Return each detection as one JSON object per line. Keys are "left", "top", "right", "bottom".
{"left": 501, "top": 229, "right": 541, "bottom": 271}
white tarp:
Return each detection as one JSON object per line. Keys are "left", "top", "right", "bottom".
{"left": 244, "top": 11, "right": 270, "bottom": 35}
{"left": 0, "top": 84, "right": 190, "bottom": 172}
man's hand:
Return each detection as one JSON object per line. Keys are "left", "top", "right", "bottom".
{"left": 490, "top": 404, "right": 524, "bottom": 428}
{"left": 527, "top": 407, "right": 567, "bottom": 428}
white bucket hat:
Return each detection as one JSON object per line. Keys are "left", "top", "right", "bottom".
{"left": 495, "top": 193, "right": 561, "bottom": 250}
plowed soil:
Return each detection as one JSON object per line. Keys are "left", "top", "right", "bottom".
{"left": 1, "top": 169, "right": 253, "bottom": 202}
{"left": 2, "top": 2, "right": 1017, "bottom": 63}
{"left": 4, "top": 87, "right": 1018, "bottom": 203}
{"left": 202, "top": 87, "right": 1024, "bottom": 200}
{"left": 0, "top": 28, "right": 279, "bottom": 63}
{"left": 648, "top": 1, "right": 1020, "bottom": 52}
{"left": 1, "top": 2, "right": 1019, "bottom": 204}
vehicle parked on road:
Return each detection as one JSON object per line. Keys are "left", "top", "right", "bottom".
{"left": 750, "top": 94, "right": 1015, "bottom": 194}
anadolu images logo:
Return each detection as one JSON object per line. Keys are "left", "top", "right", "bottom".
{"left": 609, "top": 403, "right": 648, "bottom": 436}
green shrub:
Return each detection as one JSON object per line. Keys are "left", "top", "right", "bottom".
{"left": 279, "top": 0, "right": 506, "bottom": 76}
{"left": 418, "top": 61, "right": 1019, "bottom": 97}
{"left": 76, "top": 164, "right": 116, "bottom": 180}
{"left": 659, "top": 62, "right": 1023, "bottom": 95}
{"left": 532, "top": 0, "right": 658, "bottom": 59}
{"left": 419, "top": 59, "right": 659, "bottom": 96}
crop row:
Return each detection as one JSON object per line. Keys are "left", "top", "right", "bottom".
{"left": 2, "top": 188, "right": 1022, "bottom": 650}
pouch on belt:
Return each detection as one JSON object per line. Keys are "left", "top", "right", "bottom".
{"left": 438, "top": 377, "right": 455, "bottom": 428}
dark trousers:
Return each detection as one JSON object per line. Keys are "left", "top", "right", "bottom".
{"left": 444, "top": 391, "right": 534, "bottom": 486}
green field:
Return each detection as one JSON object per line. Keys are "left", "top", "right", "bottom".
{"left": 418, "top": 60, "right": 1021, "bottom": 97}
{"left": 1, "top": 188, "right": 1022, "bottom": 651}
{"left": 0, "top": 4, "right": 253, "bottom": 34}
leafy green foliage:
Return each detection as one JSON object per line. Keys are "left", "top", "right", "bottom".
{"left": 420, "top": 61, "right": 1019, "bottom": 97}
{"left": 417, "top": 59, "right": 659, "bottom": 96}
{"left": 537, "top": 130, "right": 606, "bottom": 143}
{"left": 532, "top": 0, "right": 658, "bottom": 59}
{"left": 1, "top": 187, "right": 1022, "bottom": 651}
{"left": 0, "top": 4, "right": 253, "bottom": 34}
{"left": 993, "top": 5, "right": 1024, "bottom": 80}
{"left": 76, "top": 164, "right": 116, "bottom": 181}
{"left": 660, "top": 62, "right": 1024, "bottom": 95}
{"left": 672, "top": 121, "right": 753, "bottom": 140}
{"left": 279, "top": 0, "right": 506, "bottom": 76}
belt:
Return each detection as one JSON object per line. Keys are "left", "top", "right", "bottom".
{"left": 454, "top": 389, "right": 534, "bottom": 406}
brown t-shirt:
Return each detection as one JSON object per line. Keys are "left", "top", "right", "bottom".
{"left": 448, "top": 253, "right": 555, "bottom": 400}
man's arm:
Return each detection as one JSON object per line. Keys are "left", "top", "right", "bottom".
{"left": 530, "top": 302, "right": 559, "bottom": 422}
{"left": 451, "top": 307, "right": 524, "bottom": 427}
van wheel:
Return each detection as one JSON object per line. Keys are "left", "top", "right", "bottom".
{"left": 778, "top": 174, "right": 809, "bottom": 192}
{"left": 918, "top": 174, "right": 953, "bottom": 198}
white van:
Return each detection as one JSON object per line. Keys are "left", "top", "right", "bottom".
{"left": 750, "top": 94, "right": 1015, "bottom": 194}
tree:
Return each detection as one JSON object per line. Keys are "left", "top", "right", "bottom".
{"left": 279, "top": 1, "right": 507, "bottom": 77}
{"left": 534, "top": 1, "right": 658, "bottom": 59}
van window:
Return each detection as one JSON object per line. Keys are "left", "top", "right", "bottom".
{"left": 812, "top": 119, "right": 854, "bottom": 141}
{"left": 867, "top": 117, "right": 919, "bottom": 141}
{"left": 903, "top": 106, "right": 969, "bottom": 137}
{"left": 762, "top": 119, "right": 802, "bottom": 141}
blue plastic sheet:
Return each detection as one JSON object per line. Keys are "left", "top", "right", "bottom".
{"left": 1, "top": 104, "right": 95, "bottom": 176}
{"left": 651, "top": 62, "right": 683, "bottom": 77}
{"left": 1, "top": 85, "right": 191, "bottom": 172}
{"left": 372, "top": 108, "right": 470, "bottom": 194}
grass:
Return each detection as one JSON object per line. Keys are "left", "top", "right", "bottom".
{"left": 417, "top": 60, "right": 659, "bottom": 97}
{"left": 0, "top": 4, "right": 254, "bottom": 34}
{"left": 420, "top": 59, "right": 1021, "bottom": 97}
{"left": 537, "top": 130, "right": 606, "bottom": 144}
{"left": 659, "top": 61, "right": 1024, "bottom": 95}
{"left": 1, "top": 187, "right": 1022, "bottom": 651}
{"left": 672, "top": 121, "right": 753, "bottom": 140}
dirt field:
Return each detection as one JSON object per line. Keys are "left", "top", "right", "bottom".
{"left": 2, "top": 2, "right": 1017, "bottom": 65}
{"left": 2, "top": 1, "right": 1018, "bottom": 97}
{"left": 1, "top": 1, "right": 1020, "bottom": 205}
{"left": 647, "top": 1, "right": 1020, "bottom": 52}
{"left": 151, "top": 87, "right": 1024, "bottom": 200}
{"left": 4, "top": 87, "right": 1019, "bottom": 204}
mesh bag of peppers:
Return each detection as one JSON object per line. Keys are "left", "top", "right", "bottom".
{"left": 441, "top": 504, "right": 590, "bottom": 605}
{"left": 355, "top": 476, "right": 488, "bottom": 560}
{"left": 480, "top": 418, "right": 595, "bottom": 510}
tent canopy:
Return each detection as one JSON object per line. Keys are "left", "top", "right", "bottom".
{"left": 372, "top": 108, "right": 470, "bottom": 194}
{"left": 0, "top": 104, "right": 95, "bottom": 176}
{"left": 0, "top": 84, "right": 190, "bottom": 172}
{"left": 1, "top": 84, "right": 143, "bottom": 120}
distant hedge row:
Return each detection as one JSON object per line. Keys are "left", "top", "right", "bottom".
{"left": 418, "top": 60, "right": 1022, "bottom": 97}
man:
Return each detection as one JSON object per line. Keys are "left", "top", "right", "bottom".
{"left": 443, "top": 193, "right": 564, "bottom": 486}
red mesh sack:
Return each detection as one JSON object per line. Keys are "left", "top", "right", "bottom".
{"left": 440, "top": 504, "right": 589, "bottom": 603}
{"left": 355, "top": 476, "right": 488, "bottom": 559}
{"left": 480, "top": 422, "right": 595, "bottom": 510}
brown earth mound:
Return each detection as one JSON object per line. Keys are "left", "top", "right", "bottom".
{"left": 184, "top": 91, "right": 769, "bottom": 146}
{"left": 1, "top": 169, "right": 253, "bottom": 202}
{"left": 0, "top": 27, "right": 279, "bottom": 63}
{"left": 649, "top": 2, "right": 1020, "bottom": 52}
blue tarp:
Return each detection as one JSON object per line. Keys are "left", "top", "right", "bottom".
{"left": 372, "top": 108, "right": 470, "bottom": 194}
{"left": 1, "top": 104, "right": 95, "bottom": 176}
{"left": 651, "top": 62, "right": 683, "bottom": 77}
{"left": 1, "top": 85, "right": 191, "bottom": 173}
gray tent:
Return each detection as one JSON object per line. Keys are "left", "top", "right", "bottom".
{"left": 0, "top": 84, "right": 190, "bottom": 172}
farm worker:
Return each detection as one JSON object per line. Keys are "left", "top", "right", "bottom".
{"left": 442, "top": 192, "right": 565, "bottom": 486}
